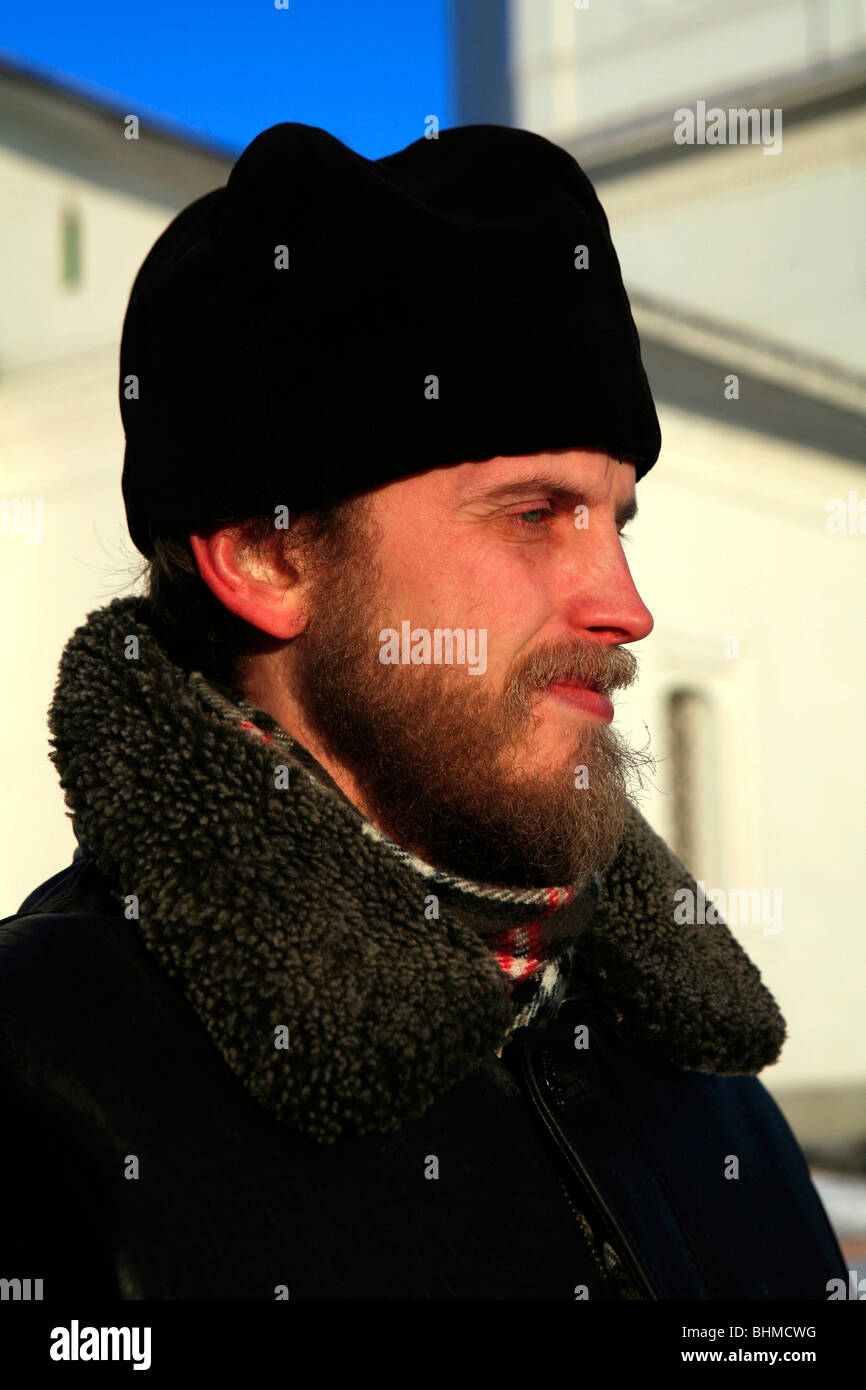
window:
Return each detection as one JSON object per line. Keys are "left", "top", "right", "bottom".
{"left": 60, "top": 207, "right": 82, "bottom": 287}
{"left": 667, "top": 686, "right": 713, "bottom": 875}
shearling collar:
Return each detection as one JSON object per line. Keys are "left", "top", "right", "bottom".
{"left": 46, "top": 595, "right": 786, "bottom": 1144}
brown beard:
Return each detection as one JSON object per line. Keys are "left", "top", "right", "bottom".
{"left": 274, "top": 502, "right": 654, "bottom": 888}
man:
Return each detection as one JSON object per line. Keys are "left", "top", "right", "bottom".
{"left": 0, "top": 122, "right": 844, "bottom": 1300}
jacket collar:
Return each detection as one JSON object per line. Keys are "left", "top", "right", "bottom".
{"left": 47, "top": 595, "right": 786, "bottom": 1143}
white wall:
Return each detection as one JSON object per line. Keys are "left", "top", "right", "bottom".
{"left": 0, "top": 345, "right": 145, "bottom": 909}
{"left": 618, "top": 405, "right": 866, "bottom": 1094}
{"left": 0, "top": 143, "right": 174, "bottom": 908}
{"left": 0, "top": 143, "right": 176, "bottom": 370}
{"left": 505, "top": 3, "right": 866, "bottom": 1097}
{"left": 594, "top": 105, "right": 866, "bottom": 377}
{"left": 512, "top": 0, "right": 866, "bottom": 140}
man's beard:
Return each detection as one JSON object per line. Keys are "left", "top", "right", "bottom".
{"left": 279, "top": 507, "right": 654, "bottom": 888}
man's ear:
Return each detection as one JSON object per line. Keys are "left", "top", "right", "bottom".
{"left": 189, "top": 527, "right": 308, "bottom": 640}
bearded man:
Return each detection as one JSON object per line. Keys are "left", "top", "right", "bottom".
{"left": 0, "top": 121, "right": 844, "bottom": 1302}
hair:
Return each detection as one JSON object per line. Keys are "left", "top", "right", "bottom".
{"left": 139, "top": 497, "right": 369, "bottom": 696}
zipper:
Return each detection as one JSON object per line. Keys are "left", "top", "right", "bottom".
{"left": 555, "top": 1169, "right": 609, "bottom": 1284}
{"left": 515, "top": 1033, "right": 658, "bottom": 1300}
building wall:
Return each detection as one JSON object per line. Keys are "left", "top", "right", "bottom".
{"left": 617, "top": 404, "right": 866, "bottom": 1097}
{"left": 592, "top": 103, "right": 866, "bottom": 377}
{"left": 0, "top": 144, "right": 187, "bottom": 909}
{"left": 504, "top": 5, "right": 866, "bottom": 1110}
{"left": 512, "top": 0, "right": 866, "bottom": 140}
{"left": 0, "top": 142, "right": 176, "bottom": 370}
{"left": 0, "top": 66, "right": 235, "bottom": 915}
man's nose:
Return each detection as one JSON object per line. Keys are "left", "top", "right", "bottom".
{"left": 561, "top": 535, "right": 654, "bottom": 646}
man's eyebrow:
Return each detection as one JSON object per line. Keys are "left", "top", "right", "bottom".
{"left": 461, "top": 473, "right": 639, "bottom": 526}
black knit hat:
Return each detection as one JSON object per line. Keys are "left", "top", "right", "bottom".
{"left": 120, "top": 121, "right": 661, "bottom": 559}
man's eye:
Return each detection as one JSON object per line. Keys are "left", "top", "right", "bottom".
{"left": 506, "top": 509, "right": 634, "bottom": 538}
{"left": 511, "top": 507, "right": 556, "bottom": 528}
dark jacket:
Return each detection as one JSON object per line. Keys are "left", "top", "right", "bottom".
{"left": 0, "top": 849, "right": 845, "bottom": 1302}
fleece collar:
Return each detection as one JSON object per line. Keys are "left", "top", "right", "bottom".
{"left": 47, "top": 596, "right": 786, "bottom": 1144}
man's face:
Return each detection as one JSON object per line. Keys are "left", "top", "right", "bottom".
{"left": 285, "top": 448, "right": 654, "bottom": 887}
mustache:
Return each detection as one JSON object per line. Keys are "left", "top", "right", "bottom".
{"left": 509, "top": 641, "right": 639, "bottom": 703}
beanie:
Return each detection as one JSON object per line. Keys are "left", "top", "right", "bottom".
{"left": 119, "top": 121, "right": 661, "bottom": 559}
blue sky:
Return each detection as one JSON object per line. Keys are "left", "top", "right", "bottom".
{"left": 0, "top": 0, "right": 452, "bottom": 158}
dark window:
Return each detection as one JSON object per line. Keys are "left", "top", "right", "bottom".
{"left": 667, "top": 686, "right": 712, "bottom": 873}
{"left": 60, "top": 207, "right": 82, "bottom": 287}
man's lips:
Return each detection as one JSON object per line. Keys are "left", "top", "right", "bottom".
{"left": 544, "top": 679, "right": 615, "bottom": 723}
